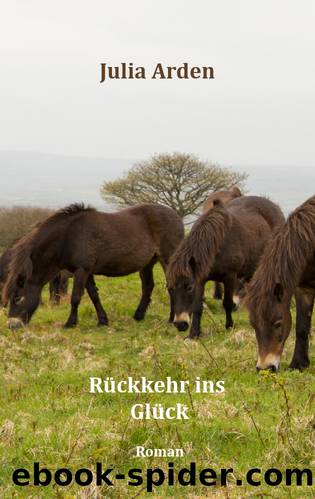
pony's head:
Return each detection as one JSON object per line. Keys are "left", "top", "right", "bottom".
{"left": 167, "top": 205, "right": 231, "bottom": 332}
{"left": 2, "top": 248, "right": 41, "bottom": 329}
{"left": 203, "top": 186, "right": 242, "bottom": 213}
{"left": 246, "top": 282, "right": 292, "bottom": 372}
{"left": 167, "top": 256, "right": 197, "bottom": 331}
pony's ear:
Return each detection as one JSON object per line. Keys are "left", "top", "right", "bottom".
{"left": 274, "top": 283, "right": 284, "bottom": 302}
{"left": 189, "top": 256, "right": 196, "bottom": 276}
{"left": 232, "top": 186, "right": 242, "bottom": 197}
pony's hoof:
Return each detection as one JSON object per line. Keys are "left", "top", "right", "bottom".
{"left": 63, "top": 322, "right": 77, "bottom": 328}
{"left": 288, "top": 359, "right": 310, "bottom": 370}
{"left": 225, "top": 323, "right": 234, "bottom": 330}
{"left": 97, "top": 319, "right": 108, "bottom": 327}
{"left": 185, "top": 330, "right": 200, "bottom": 340}
{"left": 133, "top": 311, "right": 145, "bottom": 321}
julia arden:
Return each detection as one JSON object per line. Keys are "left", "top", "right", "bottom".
{"left": 100, "top": 62, "right": 215, "bottom": 82}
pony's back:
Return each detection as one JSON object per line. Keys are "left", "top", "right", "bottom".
{"left": 227, "top": 196, "right": 285, "bottom": 229}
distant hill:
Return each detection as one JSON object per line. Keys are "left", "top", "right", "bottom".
{"left": 239, "top": 163, "right": 315, "bottom": 215}
{"left": 0, "top": 151, "right": 133, "bottom": 210}
{"left": 0, "top": 151, "right": 314, "bottom": 215}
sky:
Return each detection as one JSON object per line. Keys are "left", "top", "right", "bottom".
{"left": 1, "top": 0, "right": 314, "bottom": 165}
{"left": 0, "top": 1, "right": 314, "bottom": 212}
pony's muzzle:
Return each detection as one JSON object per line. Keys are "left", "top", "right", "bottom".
{"left": 174, "top": 321, "right": 189, "bottom": 332}
{"left": 8, "top": 318, "right": 25, "bottom": 330}
{"left": 174, "top": 312, "right": 190, "bottom": 332}
{"left": 256, "top": 353, "right": 280, "bottom": 373}
{"left": 256, "top": 364, "right": 278, "bottom": 373}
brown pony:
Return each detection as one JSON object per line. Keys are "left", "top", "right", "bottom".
{"left": 203, "top": 186, "right": 242, "bottom": 301}
{"left": 245, "top": 195, "right": 315, "bottom": 371}
{"left": 167, "top": 196, "right": 284, "bottom": 338}
{"left": 3, "top": 203, "right": 184, "bottom": 328}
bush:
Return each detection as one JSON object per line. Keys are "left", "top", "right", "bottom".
{"left": 0, "top": 206, "right": 54, "bottom": 250}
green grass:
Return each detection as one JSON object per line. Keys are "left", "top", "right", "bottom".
{"left": 0, "top": 266, "right": 314, "bottom": 498}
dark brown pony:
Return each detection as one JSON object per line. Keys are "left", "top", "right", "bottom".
{"left": 2, "top": 203, "right": 184, "bottom": 328}
{"left": 167, "top": 196, "right": 284, "bottom": 338}
{"left": 0, "top": 246, "right": 69, "bottom": 306}
{"left": 245, "top": 195, "right": 315, "bottom": 371}
{"left": 203, "top": 186, "right": 242, "bottom": 301}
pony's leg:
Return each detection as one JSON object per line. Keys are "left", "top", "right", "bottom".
{"left": 223, "top": 275, "right": 236, "bottom": 329}
{"left": 64, "top": 268, "right": 88, "bottom": 328}
{"left": 134, "top": 262, "right": 155, "bottom": 321}
{"left": 213, "top": 282, "right": 223, "bottom": 300}
{"left": 159, "top": 259, "right": 175, "bottom": 323}
{"left": 49, "top": 274, "right": 61, "bottom": 305}
{"left": 85, "top": 275, "right": 108, "bottom": 326}
{"left": 59, "top": 274, "right": 69, "bottom": 296}
{"left": 189, "top": 281, "right": 206, "bottom": 338}
{"left": 289, "top": 287, "right": 314, "bottom": 370}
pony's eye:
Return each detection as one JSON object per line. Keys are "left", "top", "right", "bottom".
{"left": 15, "top": 296, "right": 25, "bottom": 305}
{"left": 273, "top": 319, "right": 282, "bottom": 329}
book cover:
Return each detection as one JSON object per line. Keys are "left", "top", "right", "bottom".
{"left": 0, "top": 1, "right": 314, "bottom": 497}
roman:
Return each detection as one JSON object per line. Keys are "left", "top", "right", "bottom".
{"left": 136, "top": 446, "right": 185, "bottom": 457}
{"left": 100, "top": 63, "right": 146, "bottom": 82}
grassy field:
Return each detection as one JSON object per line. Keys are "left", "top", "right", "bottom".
{"left": 0, "top": 265, "right": 314, "bottom": 498}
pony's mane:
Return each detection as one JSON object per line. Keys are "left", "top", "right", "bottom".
{"left": 167, "top": 203, "right": 232, "bottom": 286}
{"left": 245, "top": 195, "right": 315, "bottom": 319}
{"left": 38, "top": 203, "right": 95, "bottom": 228}
{"left": 2, "top": 203, "right": 94, "bottom": 303}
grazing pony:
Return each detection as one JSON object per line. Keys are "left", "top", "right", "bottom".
{"left": 167, "top": 196, "right": 284, "bottom": 338}
{"left": 2, "top": 203, "right": 184, "bottom": 328}
{"left": 203, "top": 186, "right": 242, "bottom": 301}
{"left": 245, "top": 195, "right": 315, "bottom": 371}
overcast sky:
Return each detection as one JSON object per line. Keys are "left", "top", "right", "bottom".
{"left": 0, "top": 0, "right": 314, "bottom": 167}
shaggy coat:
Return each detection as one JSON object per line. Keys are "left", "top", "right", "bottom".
{"left": 203, "top": 187, "right": 243, "bottom": 301}
{"left": 245, "top": 194, "right": 315, "bottom": 370}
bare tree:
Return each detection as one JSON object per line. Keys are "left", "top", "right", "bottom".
{"left": 101, "top": 153, "right": 247, "bottom": 218}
